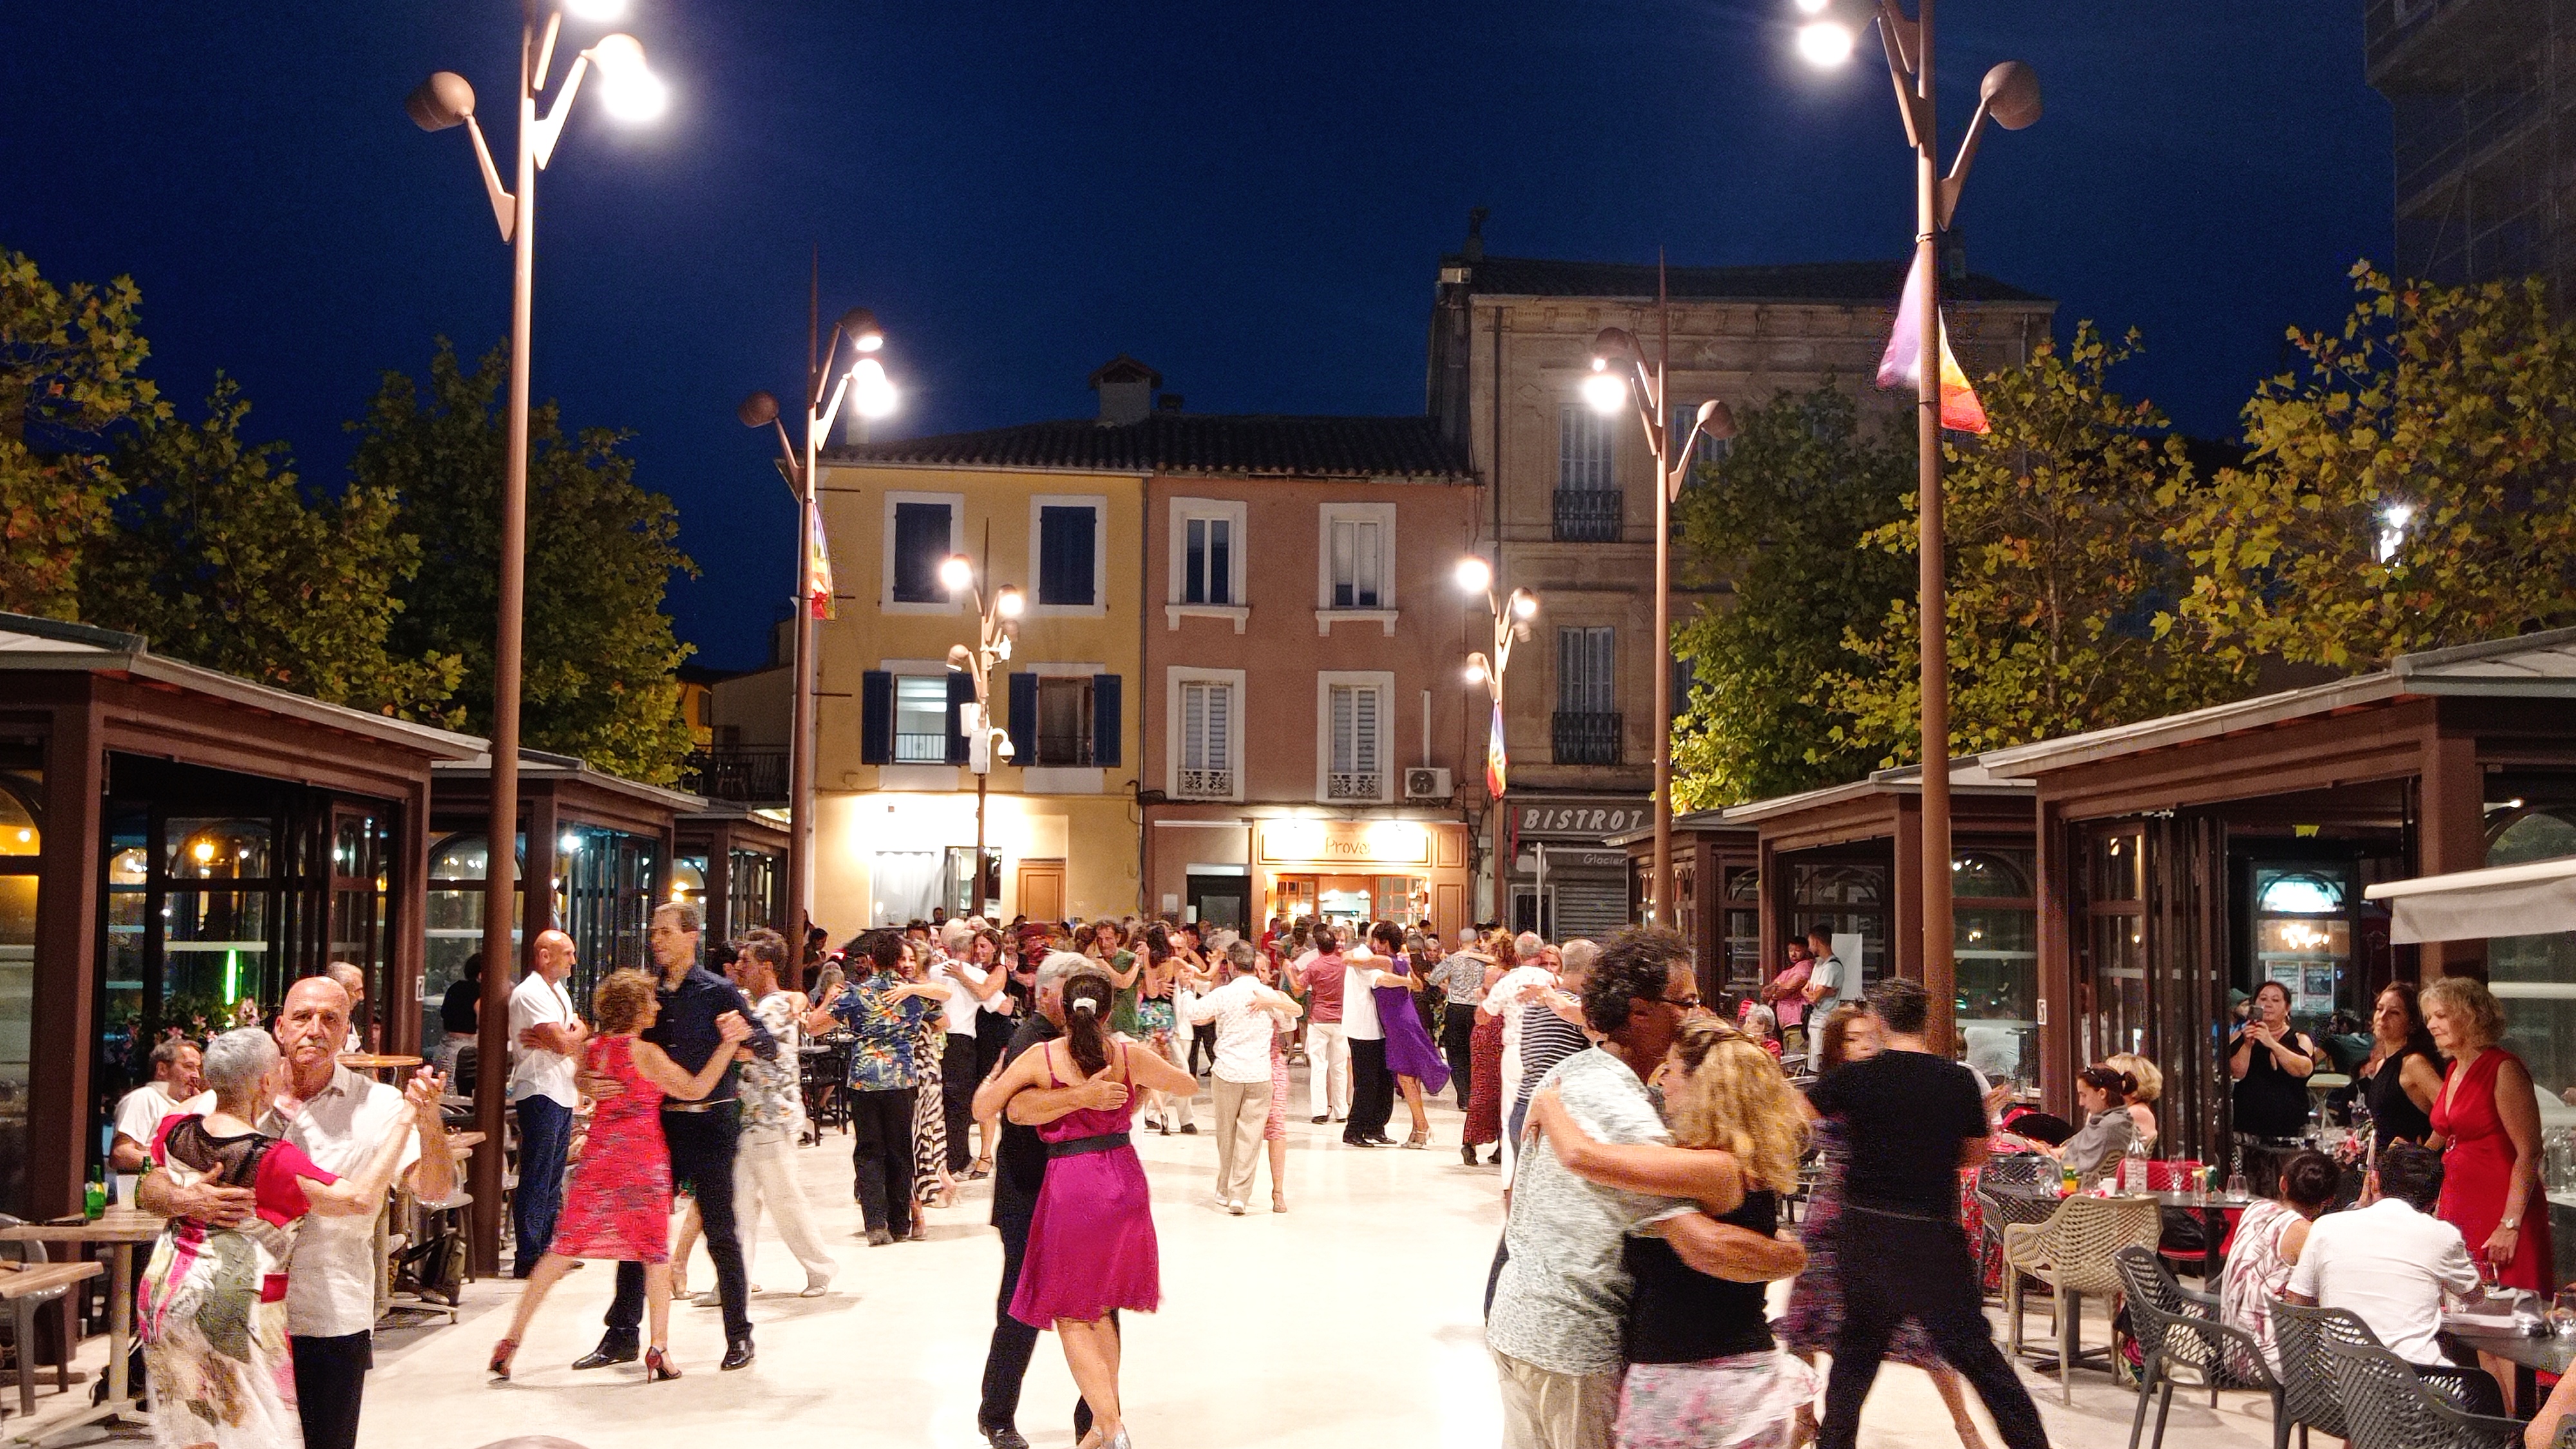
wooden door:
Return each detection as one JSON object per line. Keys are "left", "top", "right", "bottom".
{"left": 1016, "top": 860, "right": 1065, "bottom": 922}
{"left": 1434, "top": 882, "right": 1466, "bottom": 939}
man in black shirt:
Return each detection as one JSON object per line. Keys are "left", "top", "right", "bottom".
{"left": 574, "top": 900, "right": 775, "bottom": 1374}
{"left": 1804, "top": 978, "right": 2048, "bottom": 1449}
{"left": 969, "top": 952, "right": 1117, "bottom": 1449}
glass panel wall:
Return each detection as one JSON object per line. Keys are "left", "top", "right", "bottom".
{"left": 2083, "top": 828, "right": 2150, "bottom": 1065}
{"left": 556, "top": 823, "right": 659, "bottom": 1006}
{"left": 0, "top": 762, "right": 39, "bottom": 1215}
{"left": 1955, "top": 848, "right": 2038, "bottom": 1092}
{"left": 1721, "top": 867, "right": 1761, "bottom": 997}
{"left": 2251, "top": 865, "right": 2355, "bottom": 1035}
{"left": 1789, "top": 860, "right": 1888, "bottom": 990}
{"left": 419, "top": 833, "right": 524, "bottom": 1059}
{"left": 728, "top": 848, "right": 781, "bottom": 935}
{"left": 2490, "top": 806, "right": 2576, "bottom": 1103}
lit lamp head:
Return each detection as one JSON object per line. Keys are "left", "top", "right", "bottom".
{"left": 994, "top": 586, "right": 1025, "bottom": 620}
{"left": 1580, "top": 359, "right": 1627, "bottom": 415}
{"left": 1508, "top": 587, "right": 1539, "bottom": 621}
{"left": 837, "top": 307, "right": 885, "bottom": 354}
{"left": 584, "top": 33, "right": 667, "bottom": 122}
{"left": 1790, "top": 0, "right": 1857, "bottom": 67}
{"left": 1454, "top": 554, "right": 1492, "bottom": 596}
{"left": 849, "top": 357, "right": 898, "bottom": 419}
{"left": 1464, "top": 652, "right": 1491, "bottom": 687}
{"left": 560, "top": 0, "right": 629, "bottom": 20}
{"left": 938, "top": 554, "right": 976, "bottom": 594}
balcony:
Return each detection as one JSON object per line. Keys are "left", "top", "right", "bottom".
{"left": 1327, "top": 770, "right": 1384, "bottom": 801}
{"left": 1551, "top": 711, "right": 1624, "bottom": 767}
{"left": 679, "top": 746, "right": 788, "bottom": 804}
{"left": 1175, "top": 767, "right": 1235, "bottom": 800}
{"left": 1551, "top": 488, "right": 1625, "bottom": 542}
{"left": 894, "top": 731, "right": 950, "bottom": 764}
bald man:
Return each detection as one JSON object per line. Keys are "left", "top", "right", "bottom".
{"left": 509, "top": 929, "right": 587, "bottom": 1275}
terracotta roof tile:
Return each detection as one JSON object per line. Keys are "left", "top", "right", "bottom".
{"left": 828, "top": 413, "right": 1473, "bottom": 481}
{"left": 1446, "top": 254, "right": 2052, "bottom": 305}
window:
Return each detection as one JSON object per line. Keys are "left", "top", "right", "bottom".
{"left": 1177, "top": 678, "right": 1236, "bottom": 798}
{"left": 1036, "top": 677, "right": 1094, "bottom": 766}
{"left": 1559, "top": 405, "right": 1615, "bottom": 491}
{"left": 893, "top": 676, "right": 951, "bottom": 762}
{"left": 1030, "top": 495, "right": 1107, "bottom": 612}
{"left": 1557, "top": 627, "right": 1615, "bottom": 714}
{"left": 1330, "top": 518, "right": 1381, "bottom": 607}
{"left": 896, "top": 500, "right": 958, "bottom": 600}
{"left": 1329, "top": 683, "right": 1383, "bottom": 799}
{"left": 1184, "top": 516, "right": 1233, "bottom": 604}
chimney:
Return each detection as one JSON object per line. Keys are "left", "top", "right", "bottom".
{"left": 1088, "top": 354, "right": 1162, "bottom": 426}
{"left": 1157, "top": 393, "right": 1184, "bottom": 413}
{"left": 1463, "top": 205, "right": 1488, "bottom": 262}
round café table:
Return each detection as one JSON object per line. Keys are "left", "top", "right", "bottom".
{"left": 339, "top": 1053, "right": 424, "bottom": 1081}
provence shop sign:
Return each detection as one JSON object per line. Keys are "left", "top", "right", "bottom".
{"left": 1514, "top": 799, "right": 1650, "bottom": 841}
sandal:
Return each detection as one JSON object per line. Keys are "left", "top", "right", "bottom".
{"left": 967, "top": 1157, "right": 994, "bottom": 1180}
{"left": 1271, "top": 1190, "right": 1287, "bottom": 1214}
{"left": 1403, "top": 1130, "right": 1429, "bottom": 1150}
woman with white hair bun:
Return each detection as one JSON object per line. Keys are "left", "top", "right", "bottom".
{"left": 138, "top": 1027, "right": 435, "bottom": 1449}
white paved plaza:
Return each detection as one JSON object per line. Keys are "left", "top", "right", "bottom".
{"left": 21, "top": 1074, "right": 2281, "bottom": 1449}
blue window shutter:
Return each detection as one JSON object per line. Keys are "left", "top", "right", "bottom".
{"left": 945, "top": 673, "right": 976, "bottom": 765}
{"left": 1007, "top": 672, "right": 1038, "bottom": 765}
{"left": 1090, "top": 673, "right": 1122, "bottom": 767}
{"left": 1039, "top": 505, "right": 1097, "bottom": 605}
{"left": 860, "top": 670, "right": 893, "bottom": 765}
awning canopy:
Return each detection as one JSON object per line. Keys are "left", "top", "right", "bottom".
{"left": 2363, "top": 857, "right": 2576, "bottom": 944}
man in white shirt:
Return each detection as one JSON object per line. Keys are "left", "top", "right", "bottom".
{"left": 142, "top": 976, "right": 453, "bottom": 1449}
{"left": 1188, "top": 942, "right": 1303, "bottom": 1213}
{"left": 2286, "top": 1142, "right": 2482, "bottom": 1370}
{"left": 1341, "top": 942, "right": 1396, "bottom": 1148}
{"left": 1802, "top": 928, "right": 1862, "bottom": 1012}
{"left": 508, "top": 929, "right": 585, "bottom": 1276}
{"left": 1484, "top": 947, "right": 1560, "bottom": 1175}
{"left": 110, "top": 1038, "right": 209, "bottom": 1171}
{"left": 933, "top": 920, "right": 1001, "bottom": 1174}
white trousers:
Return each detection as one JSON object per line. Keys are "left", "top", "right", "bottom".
{"left": 734, "top": 1126, "right": 835, "bottom": 1283}
{"left": 1306, "top": 1022, "right": 1350, "bottom": 1119}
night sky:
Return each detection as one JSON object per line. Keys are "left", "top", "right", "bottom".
{"left": 5, "top": 3, "right": 2389, "bottom": 670}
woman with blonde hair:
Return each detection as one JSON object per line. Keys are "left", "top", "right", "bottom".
{"left": 1530, "top": 1016, "right": 1816, "bottom": 1449}
{"left": 2105, "top": 1052, "right": 2161, "bottom": 1148}
{"left": 2423, "top": 974, "right": 2550, "bottom": 1293}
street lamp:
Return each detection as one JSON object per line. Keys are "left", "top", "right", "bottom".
{"left": 738, "top": 307, "right": 900, "bottom": 973}
{"left": 409, "top": 0, "right": 664, "bottom": 1274}
{"left": 1791, "top": 0, "right": 2040, "bottom": 1052}
{"left": 1587, "top": 323, "right": 1736, "bottom": 929}
{"left": 1461, "top": 554, "right": 1538, "bottom": 923}
{"left": 943, "top": 553, "right": 1022, "bottom": 918}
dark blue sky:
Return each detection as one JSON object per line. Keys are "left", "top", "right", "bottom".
{"left": 5, "top": 3, "right": 2389, "bottom": 670}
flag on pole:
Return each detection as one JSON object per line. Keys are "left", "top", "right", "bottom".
{"left": 806, "top": 508, "right": 835, "bottom": 620}
{"left": 1485, "top": 699, "right": 1508, "bottom": 799}
{"left": 1877, "top": 250, "right": 1989, "bottom": 434}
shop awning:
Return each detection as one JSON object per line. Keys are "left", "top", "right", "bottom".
{"left": 2364, "top": 857, "right": 2576, "bottom": 944}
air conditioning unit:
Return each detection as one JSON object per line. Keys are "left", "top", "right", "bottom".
{"left": 1404, "top": 767, "right": 1452, "bottom": 800}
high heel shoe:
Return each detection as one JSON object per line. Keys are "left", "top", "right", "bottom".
{"left": 645, "top": 1346, "right": 681, "bottom": 1381}
{"left": 1271, "top": 1189, "right": 1287, "bottom": 1213}
{"left": 1403, "top": 1130, "right": 1429, "bottom": 1150}
{"left": 488, "top": 1339, "right": 517, "bottom": 1381}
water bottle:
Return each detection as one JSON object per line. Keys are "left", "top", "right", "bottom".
{"left": 2122, "top": 1139, "right": 2150, "bottom": 1194}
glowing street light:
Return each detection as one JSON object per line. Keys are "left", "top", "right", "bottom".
{"left": 945, "top": 549, "right": 1022, "bottom": 917}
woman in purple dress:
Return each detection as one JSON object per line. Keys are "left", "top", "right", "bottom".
{"left": 1367, "top": 923, "right": 1453, "bottom": 1148}
{"left": 988, "top": 967, "right": 1198, "bottom": 1449}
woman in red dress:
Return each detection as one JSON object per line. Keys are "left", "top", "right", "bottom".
{"left": 491, "top": 969, "right": 750, "bottom": 1382}
{"left": 2423, "top": 974, "right": 2551, "bottom": 1293}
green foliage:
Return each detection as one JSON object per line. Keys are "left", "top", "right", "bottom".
{"left": 1833, "top": 323, "right": 2244, "bottom": 763}
{"left": 0, "top": 249, "right": 169, "bottom": 617}
{"left": 1669, "top": 385, "right": 1915, "bottom": 807}
{"left": 357, "top": 340, "right": 697, "bottom": 783}
{"left": 81, "top": 377, "right": 461, "bottom": 717}
{"left": 2164, "top": 263, "right": 2576, "bottom": 670}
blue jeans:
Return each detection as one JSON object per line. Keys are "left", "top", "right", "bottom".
{"left": 512, "top": 1094, "right": 574, "bottom": 1274}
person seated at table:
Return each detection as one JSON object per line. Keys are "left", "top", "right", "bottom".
{"left": 2284, "top": 1141, "right": 2503, "bottom": 1415}
{"left": 137, "top": 1027, "right": 435, "bottom": 1449}
{"left": 2104, "top": 1052, "right": 2162, "bottom": 1150}
{"left": 2217, "top": 1148, "right": 2337, "bottom": 1374}
{"left": 2022, "top": 1064, "right": 2139, "bottom": 1183}
{"left": 112, "top": 1037, "right": 210, "bottom": 1173}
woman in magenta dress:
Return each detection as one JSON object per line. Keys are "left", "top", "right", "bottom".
{"left": 2423, "top": 974, "right": 2552, "bottom": 1293}
{"left": 491, "top": 969, "right": 749, "bottom": 1383}
{"left": 989, "top": 969, "right": 1198, "bottom": 1449}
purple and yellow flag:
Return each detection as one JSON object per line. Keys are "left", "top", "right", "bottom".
{"left": 1485, "top": 699, "right": 1508, "bottom": 800}
{"left": 1877, "top": 251, "right": 1989, "bottom": 434}
{"left": 806, "top": 508, "right": 835, "bottom": 620}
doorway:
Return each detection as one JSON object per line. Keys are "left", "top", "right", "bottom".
{"left": 1186, "top": 873, "right": 1247, "bottom": 933}
{"left": 1015, "top": 859, "right": 1065, "bottom": 922}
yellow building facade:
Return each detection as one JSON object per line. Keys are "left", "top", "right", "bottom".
{"left": 808, "top": 455, "right": 1145, "bottom": 933}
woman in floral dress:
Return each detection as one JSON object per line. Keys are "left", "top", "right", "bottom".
{"left": 139, "top": 1028, "right": 430, "bottom": 1449}
{"left": 1778, "top": 1006, "right": 1991, "bottom": 1449}
{"left": 491, "top": 970, "right": 748, "bottom": 1382}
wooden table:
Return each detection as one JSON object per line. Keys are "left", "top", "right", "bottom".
{"left": 2445, "top": 1320, "right": 2573, "bottom": 1415}
{"left": 339, "top": 1053, "right": 424, "bottom": 1081}
{"left": 0, "top": 1211, "right": 162, "bottom": 1443}
{"left": 0, "top": 1262, "right": 103, "bottom": 1419}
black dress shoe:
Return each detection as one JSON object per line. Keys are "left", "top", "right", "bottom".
{"left": 571, "top": 1338, "right": 638, "bottom": 1370}
{"left": 1343, "top": 1134, "right": 1381, "bottom": 1147}
{"left": 720, "top": 1336, "right": 755, "bottom": 1371}
{"left": 979, "top": 1424, "right": 1032, "bottom": 1449}
{"left": 1366, "top": 1133, "right": 1397, "bottom": 1146}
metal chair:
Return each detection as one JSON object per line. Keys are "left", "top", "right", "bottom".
{"left": 2110, "top": 1247, "right": 2280, "bottom": 1449}
{"left": 2003, "top": 1193, "right": 2162, "bottom": 1401}
{"left": 2320, "top": 1334, "right": 2521, "bottom": 1449}
{"left": 2269, "top": 1300, "right": 2376, "bottom": 1448}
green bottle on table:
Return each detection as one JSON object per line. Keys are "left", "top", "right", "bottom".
{"left": 84, "top": 1170, "right": 106, "bottom": 1220}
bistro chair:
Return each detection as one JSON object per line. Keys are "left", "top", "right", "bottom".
{"left": 2110, "top": 1247, "right": 2280, "bottom": 1449}
{"left": 2003, "top": 1193, "right": 2161, "bottom": 1401}
{"left": 2320, "top": 1334, "right": 2521, "bottom": 1449}
{"left": 2557, "top": 1421, "right": 2576, "bottom": 1449}
{"left": 0, "top": 1217, "right": 80, "bottom": 1418}
{"left": 1974, "top": 1151, "right": 2060, "bottom": 1291}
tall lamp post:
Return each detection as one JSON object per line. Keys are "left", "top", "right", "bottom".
{"left": 737, "top": 312, "right": 900, "bottom": 971}
{"left": 941, "top": 553, "right": 1023, "bottom": 919}
{"left": 1582, "top": 321, "right": 1735, "bottom": 929}
{"left": 1458, "top": 554, "right": 1537, "bottom": 925}
{"left": 1792, "top": 0, "right": 2041, "bottom": 1050}
{"left": 408, "top": 0, "right": 665, "bottom": 1273}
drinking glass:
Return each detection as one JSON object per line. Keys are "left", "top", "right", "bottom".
{"left": 2550, "top": 1289, "right": 2576, "bottom": 1339}
{"left": 2224, "top": 1173, "right": 2249, "bottom": 1200}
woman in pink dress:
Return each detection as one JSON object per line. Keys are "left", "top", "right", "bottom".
{"left": 987, "top": 969, "right": 1198, "bottom": 1449}
{"left": 491, "top": 969, "right": 750, "bottom": 1383}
